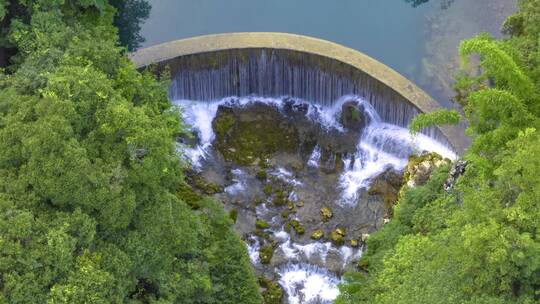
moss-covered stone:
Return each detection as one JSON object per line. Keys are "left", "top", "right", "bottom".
{"left": 350, "top": 239, "right": 359, "bottom": 247}
{"left": 256, "top": 170, "right": 268, "bottom": 181}
{"left": 367, "top": 168, "right": 403, "bottom": 216}
{"left": 281, "top": 210, "right": 290, "bottom": 219}
{"left": 320, "top": 207, "right": 333, "bottom": 222}
{"left": 310, "top": 229, "right": 324, "bottom": 240}
{"left": 340, "top": 100, "right": 368, "bottom": 131}
{"left": 229, "top": 209, "right": 238, "bottom": 223}
{"left": 258, "top": 277, "right": 284, "bottom": 304}
{"left": 263, "top": 184, "right": 273, "bottom": 196}
{"left": 284, "top": 221, "right": 291, "bottom": 233}
{"left": 212, "top": 108, "right": 236, "bottom": 139}
{"left": 288, "top": 219, "right": 305, "bottom": 235}
{"left": 331, "top": 228, "right": 346, "bottom": 246}
{"left": 256, "top": 219, "right": 270, "bottom": 230}
{"left": 287, "top": 202, "right": 294, "bottom": 210}
{"left": 212, "top": 103, "right": 301, "bottom": 165}
{"left": 403, "top": 152, "right": 451, "bottom": 188}
{"left": 259, "top": 245, "right": 274, "bottom": 264}
{"left": 254, "top": 230, "right": 271, "bottom": 240}
{"left": 188, "top": 173, "right": 224, "bottom": 194}
{"left": 272, "top": 191, "right": 288, "bottom": 206}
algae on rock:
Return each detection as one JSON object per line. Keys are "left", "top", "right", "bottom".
{"left": 212, "top": 103, "right": 301, "bottom": 165}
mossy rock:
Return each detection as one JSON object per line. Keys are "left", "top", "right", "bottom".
{"left": 212, "top": 107, "right": 236, "bottom": 139}
{"left": 212, "top": 103, "right": 301, "bottom": 165}
{"left": 259, "top": 245, "right": 274, "bottom": 264}
{"left": 263, "top": 184, "right": 273, "bottom": 196}
{"left": 340, "top": 100, "right": 369, "bottom": 131}
{"left": 320, "top": 207, "right": 333, "bottom": 222}
{"left": 256, "top": 170, "right": 268, "bottom": 181}
{"left": 288, "top": 219, "right": 305, "bottom": 235}
{"left": 310, "top": 229, "right": 324, "bottom": 240}
{"left": 258, "top": 277, "right": 284, "bottom": 304}
{"left": 330, "top": 228, "right": 346, "bottom": 246}
{"left": 188, "top": 173, "right": 224, "bottom": 194}
{"left": 404, "top": 152, "right": 451, "bottom": 188}
{"left": 272, "top": 191, "right": 288, "bottom": 206}
{"left": 281, "top": 210, "right": 290, "bottom": 219}
{"left": 254, "top": 230, "right": 271, "bottom": 240}
{"left": 256, "top": 219, "right": 270, "bottom": 230}
{"left": 229, "top": 209, "right": 238, "bottom": 223}
{"left": 350, "top": 239, "right": 359, "bottom": 247}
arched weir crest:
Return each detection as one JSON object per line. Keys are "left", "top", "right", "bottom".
{"left": 129, "top": 32, "right": 469, "bottom": 154}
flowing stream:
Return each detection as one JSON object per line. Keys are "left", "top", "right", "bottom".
{"left": 174, "top": 95, "right": 455, "bottom": 303}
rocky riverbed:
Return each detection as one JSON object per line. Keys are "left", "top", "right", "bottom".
{"left": 176, "top": 96, "right": 455, "bottom": 303}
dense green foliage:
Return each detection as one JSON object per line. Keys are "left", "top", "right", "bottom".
{"left": 0, "top": 1, "right": 261, "bottom": 303}
{"left": 109, "top": 0, "right": 151, "bottom": 51}
{"left": 338, "top": 1, "right": 540, "bottom": 303}
{"left": 408, "top": 109, "right": 461, "bottom": 135}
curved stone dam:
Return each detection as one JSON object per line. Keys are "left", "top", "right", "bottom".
{"left": 130, "top": 33, "right": 468, "bottom": 303}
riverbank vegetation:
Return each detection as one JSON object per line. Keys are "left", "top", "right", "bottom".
{"left": 338, "top": 0, "right": 540, "bottom": 303}
{"left": 0, "top": 1, "right": 261, "bottom": 303}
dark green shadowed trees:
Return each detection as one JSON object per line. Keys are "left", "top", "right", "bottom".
{"left": 0, "top": 1, "right": 261, "bottom": 303}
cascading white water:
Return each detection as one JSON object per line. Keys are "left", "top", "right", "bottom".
{"left": 167, "top": 49, "right": 456, "bottom": 150}
{"left": 278, "top": 264, "right": 341, "bottom": 304}
{"left": 175, "top": 95, "right": 456, "bottom": 303}
{"left": 175, "top": 95, "right": 455, "bottom": 203}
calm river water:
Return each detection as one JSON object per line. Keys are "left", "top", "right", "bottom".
{"left": 140, "top": 0, "right": 515, "bottom": 106}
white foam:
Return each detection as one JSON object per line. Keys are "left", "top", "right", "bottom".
{"left": 246, "top": 235, "right": 260, "bottom": 264}
{"left": 278, "top": 263, "right": 340, "bottom": 304}
{"left": 224, "top": 168, "right": 246, "bottom": 195}
{"left": 336, "top": 99, "right": 457, "bottom": 206}
{"left": 272, "top": 167, "right": 303, "bottom": 187}
{"left": 173, "top": 100, "right": 220, "bottom": 168}
{"left": 307, "top": 146, "right": 321, "bottom": 168}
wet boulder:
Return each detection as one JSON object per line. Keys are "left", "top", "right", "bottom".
{"left": 326, "top": 249, "right": 346, "bottom": 274}
{"left": 330, "top": 228, "right": 346, "bottom": 246}
{"left": 285, "top": 219, "right": 305, "bottom": 235}
{"left": 310, "top": 229, "right": 324, "bottom": 240}
{"left": 444, "top": 160, "right": 467, "bottom": 191}
{"left": 340, "top": 100, "right": 370, "bottom": 131}
{"left": 404, "top": 152, "right": 451, "bottom": 188}
{"left": 368, "top": 167, "right": 404, "bottom": 214}
{"left": 319, "top": 150, "right": 345, "bottom": 174}
{"left": 259, "top": 245, "right": 274, "bottom": 264}
{"left": 258, "top": 277, "right": 284, "bottom": 304}
{"left": 320, "top": 207, "right": 333, "bottom": 222}
{"left": 212, "top": 102, "right": 301, "bottom": 165}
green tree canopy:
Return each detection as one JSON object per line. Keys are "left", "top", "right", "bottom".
{"left": 0, "top": 1, "right": 261, "bottom": 303}
{"left": 338, "top": 1, "right": 540, "bottom": 303}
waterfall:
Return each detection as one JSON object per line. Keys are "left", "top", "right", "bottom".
{"left": 169, "top": 48, "right": 459, "bottom": 303}
{"left": 174, "top": 95, "right": 456, "bottom": 303}
{"left": 167, "top": 49, "right": 453, "bottom": 149}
